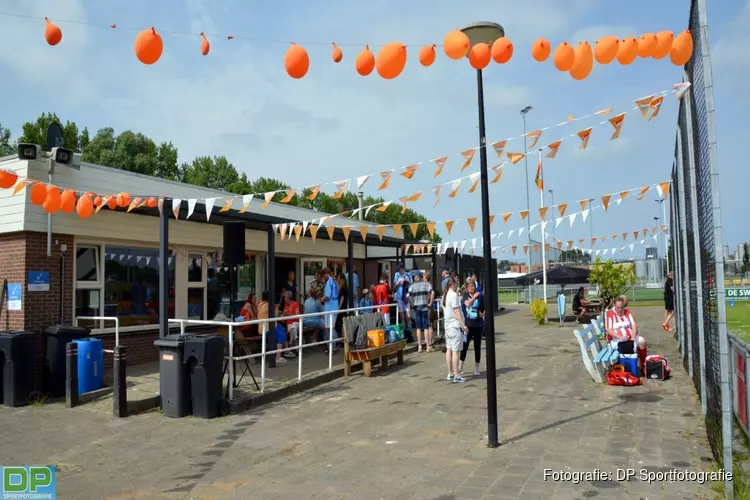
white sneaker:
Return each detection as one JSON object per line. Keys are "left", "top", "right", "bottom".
{"left": 474, "top": 366, "right": 481, "bottom": 376}
{"left": 447, "top": 373, "right": 454, "bottom": 381}
{"left": 275, "top": 357, "right": 287, "bottom": 364}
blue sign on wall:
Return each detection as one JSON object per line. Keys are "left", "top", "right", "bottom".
{"left": 28, "top": 271, "right": 50, "bottom": 292}
{"left": 7, "top": 283, "right": 22, "bottom": 311}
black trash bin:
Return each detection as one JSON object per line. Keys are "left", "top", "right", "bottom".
{"left": 154, "top": 335, "right": 189, "bottom": 418}
{"left": 0, "top": 331, "right": 37, "bottom": 407}
{"left": 45, "top": 325, "right": 91, "bottom": 397}
{"left": 184, "top": 334, "right": 227, "bottom": 419}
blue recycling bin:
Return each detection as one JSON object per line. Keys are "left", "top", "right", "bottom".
{"left": 73, "top": 338, "right": 104, "bottom": 394}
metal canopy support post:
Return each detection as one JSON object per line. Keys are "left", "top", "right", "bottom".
{"left": 159, "top": 199, "right": 169, "bottom": 339}
{"left": 267, "top": 226, "right": 276, "bottom": 320}
{"left": 347, "top": 238, "right": 355, "bottom": 311}
{"left": 431, "top": 247, "right": 438, "bottom": 291}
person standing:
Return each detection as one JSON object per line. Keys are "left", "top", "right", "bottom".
{"left": 442, "top": 278, "right": 469, "bottom": 383}
{"left": 393, "top": 264, "right": 412, "bottom": 333}
{"left": 407, "top": 271, "right": 434, "bottom": 352}
{"left": 374, "top": 274, "right": 391, "bottom": 324}
{"left": 320, "top": 268, "right": 340, "bottom": 354}
{"left": 663, "top": 272, "right": 675, "bottom": 332}
{"left": 359, "top": 288, "right": 373, "bottom": 311}
{"left": 459, "top": 278, "right": 485, "bottom": 376}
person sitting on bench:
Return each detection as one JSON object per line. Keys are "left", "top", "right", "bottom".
{"left": 605, "top": 297, "right": 647, "bottom": 375}
{"left": 572, "top": 287, "right": 588, "bottom": 323}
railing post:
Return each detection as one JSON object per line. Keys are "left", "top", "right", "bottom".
{"left": 113, "top": 346, "right": 127, "bottom": 418}
{"left": 65, "top": 342, "right": 78, "bottom": 408}
{"left": 328, "top": 314, "right": 334, "bottom": 371}
{"left": 228, "top": 324, "right": 235, "bottom": 401}
{"left": 298, "top": 317, "right": 303, "bottom": 381}
{"left": 260, "top": 323, "right": 267, "bottom": 393}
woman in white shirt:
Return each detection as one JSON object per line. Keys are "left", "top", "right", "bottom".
{"left": 442, "top": 278, "right": 469, "bottom": 383}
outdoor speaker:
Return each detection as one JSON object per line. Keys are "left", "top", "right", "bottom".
{"left": 223, "top": 221, "right": 246, "bottom": 266}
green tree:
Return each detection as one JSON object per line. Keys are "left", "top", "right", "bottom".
{"left": 17, "top": 112, "right": 83, "bottom": 151}
{"left": 588, "top": 258, "right": 636, "bottom": 307}
{"left": 181, "top": 155, "right": 240, "bottom": 191}
{"left": 155, "top": 142, "right": 180, "bottom": 180}
{"left": 742, "top": 243, "right": 750, "bottom": 275}
{"left": 82, "top": 128, "right": 165, "bottom": 176}
{"left": 0, "top": 122, "right": 13, "bottom": 156}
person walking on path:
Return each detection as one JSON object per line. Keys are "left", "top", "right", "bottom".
{"left": 663, "top": 272, "right": 675, "bottom": 332}
{"left": 407, "top": 271, "right": 434, "bottom": 352}
{"left": 442, "top": 278, "right": 469, "bottom": 383}
{"left": 459, "top": 278, "right": 485, "bottom": 376}
{"left": 321, "top": 268, "right": 340, "bottom": 354}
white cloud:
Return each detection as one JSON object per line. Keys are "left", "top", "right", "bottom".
{"left": 712, "top": 1, "right": 750, "bottom": 76}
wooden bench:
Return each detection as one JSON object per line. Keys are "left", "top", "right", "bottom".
{"left": 573, "top": 316, "right": 619, "bottom": 383}
{"left": 344, "top": 339, "right": 406, "bottom": 377}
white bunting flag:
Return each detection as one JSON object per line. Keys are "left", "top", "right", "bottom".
{"left": 205, "top": 197, "right": 217, "bottom": 221}
{"left": 581, "top": 209, "right": 590, "bottom": 223}
{"left": 356, "top": 175, "right": 370, "bottom": 191}
{"left": 555, "top": 217, "right": 564, "bottom": 228}
{"left": 241, "top": 194, "right": 254, "bottom": 213}
{"left": 186, "top": 199, "right": 197, "bottom": 219}
{"left": 569, "top": 213, "right": 577, "bottom": 227}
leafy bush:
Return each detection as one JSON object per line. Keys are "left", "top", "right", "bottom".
{"left": 530, "top": 299, "right": 548, "bottom": 325}
{"left": 588, "top": 257, "right": 636, "bottom": 307}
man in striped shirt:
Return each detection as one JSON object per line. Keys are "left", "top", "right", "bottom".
{"left": 407, "top": 271, "right": 434, "bottom": 352}
{"left": 605, "top": 296, "right": 647, "bottom": 375}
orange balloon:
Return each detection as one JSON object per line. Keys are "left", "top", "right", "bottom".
{"left": 93, "top": 195, "right": 102, "bottom": 206}
{"left": 670, "top": 30, "right": 694, "bottom": 66}
{"left": 638, "top": 33, "right": 657, "bottom": 58}
{"left": 200, "top": 33, "right": 210, "bottom": 56}
{"left": 651, "top": 31, "right": 674, "bottom": 60}
{"left": 107, "top": 197, "right": 117, "bottom": 210}
{"left": 60, "top": 189, "right": 76, "bottom": 213}
{"left": 491, "top": 38, "right": 513, "bottom": 64}
{"left": 44, "top": 18, "right": 62, "bottom": 46}
{"left": 134, "top": 27, "right": 163, "bottom": 65}
{"left": 332, "top": 43, "right": 343, "bottom": 63}
{"left": 116, "top": 192, "right": 131, "bottom": 208}
{"left": 569, "top": 42, "right": 594, "bottom": 80}
{"left": 468, "top": 43, "right": 491, "bottom": 70}
{"left": 376, "top": 42, "right": 407, "bottom": 79}
{"left": 616, "top": 37, "right": 638, "bottom": 65}
{"left": 594, "top": 36, "right": 619, "bottom": 65}
{"left": 419, "top": 45, "right": 436, "bottom": 66}
{"left": 146, "top": 197, "right": 157, "bottom": 208}
{"left": 355, "top": 45, "right": 375, "bottom": 76}
{"left": 284, "top": 43, "right": 309, "bottom": 79}
{"left": 77, "top": 194, "right": 94, "bottom": 219}
{"left": 0, "top": 169, "right": 18, "bottom": 189}
{"left": 43, "top": 186, "right": 61, "bottom": 214}
{"left": 553, "top": 42, "right": 575, "bottom": 71}
{"left": 30, "top": 183, "right": 48, "bottom": 206}
{"left": 443, "top": 30, "right": 470, "bottom": 60}
{"left": 531, "top": 38, "right": 551, "bottom": 62}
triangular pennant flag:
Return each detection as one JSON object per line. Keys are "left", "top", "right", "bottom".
{"left": 569, "top": 213, "right": 577, "bottom": 227}
{"left": 581, "top": 210, "right": 589, "bottom": 223}
{"left": 579, "top": 238, "right": 585, "bottom": 245}
{"left": 467, "top": 217, "right": 477, "bottom": 232}
{"left": 95, "top": 196, "right": 108, "bottom": 214}
{"left": 309, "top": 224, "right": 320, "bottom": 241}
{"left": 401, "top": 164, "right": 420, "bottom": 180}
{"left": 579, "top": 199, "right": 590, "bottom": 210}
{"left": 448, "top": 180, "right": 462, "bottom": 198}
{"left": 376, "top": 225, "right": 386, "bottom": 241}
{"left": 511, "top": 245, "right": 517, "bottom": 255}
{"left": 172, "top": 199, "right": 182, "bottom": 219}
{"left": 539, "top": 207, "right": 549, "bottom": 220}
{"left": 534, "top": 159, "right": 543, "bottom": 191}
{"left": 533, "top": 243, "right": 540, "bottom": 253}
{"left": 635, "top": 95, "right": 655, "bottom": 117}
{"left": 643, "top": 228, "right": 649, "bottom": 236}
{"left": 613, "top": 233, "right": 618, "bottom": 239}
{"left": 426, "top": 222, "right": 436, "bottom": 238}
{"left": 577, "top": 128, "right": 593, "bottom": 149}
{"left": 220, "top": 197, "right": 233, "bottom": 212}
{"left": 158, "top": 197, "right": 164, "bottom": 215}
{"left": 507, "top": 152, "right": 525, "bottom": 164}
{"left": 333, "top": 179, "right": 350, "bottom": 199}
{"left": 186, "top": 198, "right": 197, "bottom": 219}
{"left": 490, "top": 164, "right": 504, "bottom": 183}
{"left": 378, "top": 171, "right": 393, "bottom": 191}
{"left": 545, "top": 243, "right": 551, "bottom": 251}
{"left": 461, "top": 149, "right": 476, "bottom": 170}
{"left": 261, "top": 191, "right": 275, "bottom": 208}
{"left": 356, "top": 175, "right": 370, "bottom": 191}
{"left": 520, "top": 210, "right": 529, "bottom": 220}
{"left": 595, "top": 108, "right": 614, "bottom": 115}
{"left": 471, "top": 238, "right": 477, "bottom": 252}
{"left": 601, "top": 195, "right": 611, "bottom": 211}
{"left": 519, "top": 227, "right": 525, "bottom": 237}
{"left": 530, "top": 223, "right": 539, "bottom": 232}
{"left": 662, "top": 224, "right": 668, "bottom": 233}
{"left": 302, "top": 221, "right": 309, "bottom": 237}
{"left": 556, "top": 241, "right": 562, "bottom": 250}
{"left": 523, "top": 245, "right": 529, "bottom": 255}
{"left": 673, "top": 82, "right": 691, "bottom": 100}
{"left": 640, "top": 239, "right": 646, "bottom": 245}
{"left": 491, "top": 140, "right": 507, "bottom": 158}
{"left": 526, "top": 130, "right": 542, "bottom": 149}
{"left": 649, "top": 96, "right": 664, "bottom": 120}
{"left": 637, "top": 186, "right": 650, "bottom": 200}
{"left": 341, "top": 226, "right": 351, "bottom": 241}
{"left": 602, "top": 249, "right": 609, "bottom": 256}
{"left": 601, "top": 235, "right": 607, "bottom": 241}
{"left": 306, "top": 185, "right": 321, "bottom": 201}
{"left": 651, "top": 226, "right": 657, "bottom": 235}
{"left": 502, "top": 212, "right": 512, "bottom": 224}
{"left": 280, "top": 189, "right": 296, "bottom": 204}
{"left": 633, "top": 230, "right": 640, "bottom": 239}
{"left": 622, "top": 232, "right": 628, "bottom": 240}
{"left": 326, "top": 226, "right": 336, "bottom": 240}
{"left": 279, "top": 223, "right": 289, "bottom": 241}
{"left": 557, "top": 203, "right": 567, "bottom": 217}
{"left": 555, "top": 217, "right": 563, "bottom": 228}
{"left": 294, "top": 224, "right": 303, "bottom": 241}
{"left": 445, "top": 220, "right": 455, "bottom": 235}
{"left": 629, "top": 243, "right": 635, "bottom": 252}
{"left": 545, "top": 141, "right": 562, "bottom": 158}
{"left": 376, "top": 201, "right": 392, "bottom": 212}
{"left": 12, "top": 179, "right": 33, "bottom": 195}
{"left": 392, "top": 224, "right": 402, "bottom": 238}
{"left": 657, "top": 181, "right": 670, "bottom": 199}
{"left": 409, "top": 223, "right": 420, "bottom": 238}
{"left": 468, "top": 172, "right": 481, "bottom": 193}
{"left": 620, "top": 191, "right": 629, "bottom": 203}
{"left": 432, "top": 157, "right": 447, "bottom": 178}
{"left": 608, "top": 113, "right": 626, "bottom": 140}
{"left": 567, "top": 240, "right": 573, "bottom": 249}
{"left": 489, "top": 215, "right": 496, "bottom": 225}
{"left": 127, "top": 198, "right": 141, "bottom": 212}
{"left": 432, "top": 185, "right": 442, "bottom": 207}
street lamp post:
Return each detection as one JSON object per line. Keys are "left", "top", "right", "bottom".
{"left": 521, "top": 106, "right": 533, "bottom": 277}
{"left": 548, "top": 189, "right": 555, "bottom": 264}
{"left": 461, "top": 21, "right": 503, "bottom": 449}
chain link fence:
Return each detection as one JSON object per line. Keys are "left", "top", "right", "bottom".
{"left": 670, "top": 0, "right": 734, "bottom": 496}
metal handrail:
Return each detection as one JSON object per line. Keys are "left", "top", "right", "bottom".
{"left": 75, "top": 316, "right": 120, "bottom": 352}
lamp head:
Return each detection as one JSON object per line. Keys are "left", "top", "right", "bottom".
{"left": 459, "top": 22, "right": 505, "bottom": 50}
{"left": 521, "top": 105, "right": 533, "bottom": 115}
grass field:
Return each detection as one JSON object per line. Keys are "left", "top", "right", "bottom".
{"left": 728, "top": 302, "right": 750, "bottom": 341}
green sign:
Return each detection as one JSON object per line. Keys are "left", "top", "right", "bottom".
{"left": 2, "top": 466, "right": 55, "bottom": 497}
{"left": 726, "top": 288, "right": 750, "bottom": 300}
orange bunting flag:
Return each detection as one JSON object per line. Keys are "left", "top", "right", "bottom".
{"left": 533, "top": 244, "right": 540, "bottom": 253}
{"left": 613, "top": 233, "right": 618, "bottom": 239}
{"left": 306, "top": 185, "right": 321, "bottom": 200}
{"left": 649, "top": 95, "right": 664, "bottom": 120}
{"left": 601, "top": 194, "right": 611, "bottom": 211}
{"left": 523, "top": 245, "right": 529, "bottom": 255}
{"left": 545, "top": 243, "right": 551, "bottom": 251}
{"left": 359, "top": 226, "right": 368, "bottom": 242}
{"left": 595, "top": 107, "right": 614, "bottom": 116}
{"left": 545, "top": 141, "right": 562, "bottom": 158}
{"left": 558, "top": 203, "right": 567, "bottom": 217}
{"left": 461, "top": 149, "right": 476, "bottom": 171}
{"left": 567, "top": 240, "right": 573, "bottom": 249}
{"left": 325, "top": 226, "right": 336, "bottom": 240}
{"left": 468, "top": 173, "right": 481, "bottom": 193}
{"left": 658, "top": 181, "right": 670, "bottom": 198}
{"left": 426, "top": 222, "right": 436, "bottom": 238}
{"left": 279, "top": 223, "right": 288, "bottom": 240}
{"left": 219, "top": 198, "right": 233, "bottom": 212}
{"left": 591, "top": 237, "right": 597, "bottom": 246}
{"left": 378, "top": 171, "right": 393, "bottom": 191}
{"left": 262, "top": 191, "right": 275, "bottom": 208}
{"left": 534, "top": 160, "right": 543, "bottom": 191}
{"left": 341, "top": 226, "right": 351, "bottom": 241}
{"left": 577, "top": 128, "right": 593, "bottom": 149}
{"left": 579, "top": 239, "right": 585, "bottom": 245}
{"left": 448, "top": 180, "right": 462, "bottom": 198}
{"left": 526, "top": 130, "right": 542, "bottom": 149}
{"left": 280, "top": 189, "right": 296, "bottom": 203}
{"left": 662, "top": 224, "right": 668, "bottom": 233}
{"left": 502, "top": 212, "right": 512, "bottom": 224}
{"left": 520, "top": 210, "right": 530, "bottom": 220}
{"left": 539, "top": 207, "right": 549, "bottom": 220}
{"left": 309, "top": 224, "right": 320, "bottom": 242}
{"left": 406, "top": 192, "right": 422, "bottom": 202}
{"left": 609, "top": 113, "right": 626, "bottom": 140}
{"left": 376, "top": 225, "right": 386, "bottom": 241}
{"left": 409, "top": 223, "right": 420, "bottom": 238}
{"left": 13, "top": 179, "right": 33, "bottom": 195}
{"left": 489, "top": 215, "right": 495, "bottom": 225}
{"left": 633, "top": 230, "right": 640, "bottom": 239}
{"left": 511, "top": 245, "right": 517, "bottom": 255}
{"left": 467, "top": 217, "right": 477, "bottom": 232}
{"left": 507, "top": 152, "right": 525, "bottom": 164}
{"left": 637, "top": 185, "right": 650, "bottom": 200}
{"left": 635, "top": 95, "right": 655, "bottom": 117}
{"left": 491, "top": 140, "right": 507, "bottom": 158}
{"left": 579, "top": 199, "right": 589, "bottom": 210}
{"left": 432, "top": 157, "right": 447, "bottom": 178}
{"left": 556, "top": 241, "right": 563, "bottom": 250}
{"left": 620, "top": 191, "right": 629, "bottom": 202}
{"left": 294, "top": 224, "right": 303, "bottom": 241}
{"left": 333, "top": 179, "right": 350, "bottom": 199}
{"left": 490, "top": 164, "right": 504, "bottom": 183}
{"left": 601, "top": 236, "right": 607, "bottom": 242}
{"left": 622, "top": 232, "right": 628, "bottom": 240}
{"left": 401, "top": 164, "right": 419, "bottom": 179}
{"left": 642, "top": 228, "right": 649, "bottom": 236}
{"left": 392, "top": 224, "right": 402, "bottom": 238}
{"left": 445, "top": 220, "right": 455, "bottom": 235}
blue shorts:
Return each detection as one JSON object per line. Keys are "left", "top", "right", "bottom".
{"left": 274, "top": 326, "right": 287, "bottom": 345}
{"left": 414, "top": 309, "right": 430, "bottom": 330}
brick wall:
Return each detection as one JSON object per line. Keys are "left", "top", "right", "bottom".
{"left": 0, "top": 233, "right": 27, "bottom": 332}
{"left": 100, "top": 330, "right": 160, "bottom": 367}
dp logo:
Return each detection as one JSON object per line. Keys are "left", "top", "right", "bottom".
{"left": 1, "top": 466, "right": 56, "bottom": 498}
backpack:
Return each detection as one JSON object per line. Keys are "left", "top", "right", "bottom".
{"left": 645, "top": 355, "right": 672, "bottom": 380}
{"left": 606, "top": 365, "right": 642, "bottom": 386}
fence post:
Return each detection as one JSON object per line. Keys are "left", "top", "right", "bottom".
{"left": 113, "top": 346, "right": 127, "bottom": 418}
{"left": 675, "top": 127, "right": 694, "bottom": 379}
{"left": 65, "top": 342, "right": 78, "bottom": 408}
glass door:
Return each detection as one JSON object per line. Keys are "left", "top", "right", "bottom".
{"left": 300, "top": 258, "right": 326, "bottom": 297}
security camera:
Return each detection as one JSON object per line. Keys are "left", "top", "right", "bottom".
{"left": 50, "top": 147, "right": 75, "bottom": 166}
{"left": 17, "top": 143, "right": 41, "bottom": 160}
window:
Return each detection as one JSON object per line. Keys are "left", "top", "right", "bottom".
{"left": 76, "top": 245, "right": 103, "bottom": 329}
{"left": 208, "top": 252, "right": 256, "bottom": 318}
{"left": 188, "top": 253, "right": 205, "bottom": 320}
{"left": 76, "top": 247, "right": 100, "bottom": 282}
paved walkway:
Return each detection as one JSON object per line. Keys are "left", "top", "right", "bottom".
{"left": 0, "top": 306, "right": 714, "bottom": 499}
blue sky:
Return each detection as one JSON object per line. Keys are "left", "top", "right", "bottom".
{"left": 1, "top": 0, "right": 748, "bottom": 259}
